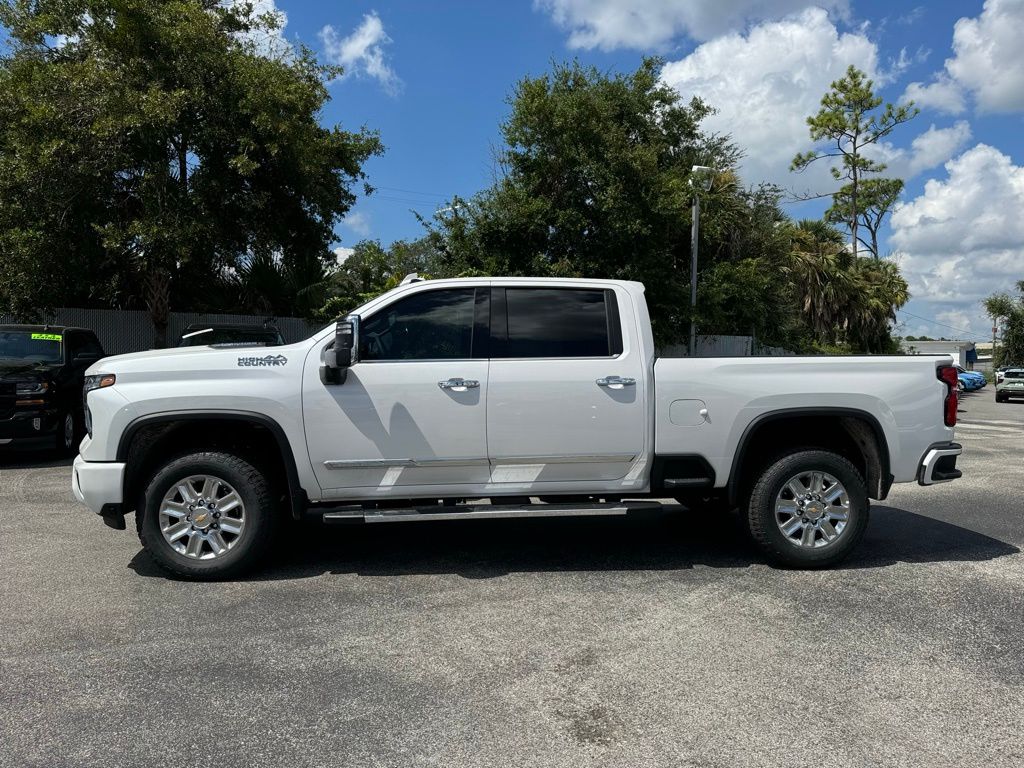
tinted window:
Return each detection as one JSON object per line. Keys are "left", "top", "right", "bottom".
{"left": 500, "top": 288, "right": 616, "bottom": 358}
{"left": 361, "top": 288, "right": 476, "bottom": 360}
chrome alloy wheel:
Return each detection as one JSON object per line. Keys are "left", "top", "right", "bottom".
{"left": 158, "top": 475, "right": 245, "bottom": 560}
{"left": 774, "top": 470, "right": 850, "bottom": 549}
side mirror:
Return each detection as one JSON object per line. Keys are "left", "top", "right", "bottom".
{"left": 74, "top": 352, "right": 101, "bottom": 364}
{"left": 323, "top": 315, "right": 359, "bottom": 385}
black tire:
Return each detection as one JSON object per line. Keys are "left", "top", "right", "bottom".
{"left": 745, "top": 449, "right": 869, "bottom": 568}
{"left": 54, "top": 410, "right": 76, "bottom": 456}
{"left": 138, "top": 451, "right": 279, "bottom": 580}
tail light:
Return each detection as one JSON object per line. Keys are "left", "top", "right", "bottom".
{"left": 937, "top": 366, "right": 958, "bottom": 427}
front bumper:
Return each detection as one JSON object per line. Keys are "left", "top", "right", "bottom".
{"left": 918, "top": 442, "right": 962, "bottom": 486}
{"left": 72, "top": 454, "right": 126, "bottom": 515}
{"left": 0, "top": 408, "right": 60, "bottom": 449}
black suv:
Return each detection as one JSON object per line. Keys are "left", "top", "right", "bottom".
{"left": 0, "top": 325, "right": 105, "bottom": 454}
{"left": 177, "top": 322, "right": 284, "bottom": 348}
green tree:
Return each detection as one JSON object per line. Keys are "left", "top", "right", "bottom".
{"left": 312, "top": 236, "right": 445, "bottom": 322}
{"left": 423, "top": 58, "right": 803, "bottom": 347}
{"left": 826, "top": 177, "right": 904, "bottom": 259}
{"left": 785, "top": 220, "right": 909, "bottom": 352}
{"left": 985, "top": 281, "right": 1024, "bottom": 367}
{"left": 0, "top": 0, "right": 381, "bottom": 344}
{"left": 791, "top": 66, "right": 917, "bottom": 259}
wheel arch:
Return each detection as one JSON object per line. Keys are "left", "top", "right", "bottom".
{"left": 117, "top": 411, "right": 307, "bottom": 519}
{"left": 726, "top": 407, "right": 892, "bottom": 506}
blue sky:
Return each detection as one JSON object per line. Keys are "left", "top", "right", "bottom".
{"left": 30, "top": 1, "right": 1024, "bottom": 340}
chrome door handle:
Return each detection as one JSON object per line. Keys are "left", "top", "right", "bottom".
{"left": 438, "top": 378, "right": 480, "bottom": 391}
{"left": 596, "top": 375, "right": 636, "bottom": 388}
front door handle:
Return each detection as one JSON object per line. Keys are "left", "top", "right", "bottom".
{"left": 438, "top": 378, "right": 480, "bottom": 391}
{"left": 596, "top": 375, "right": 636, "bottom": 388}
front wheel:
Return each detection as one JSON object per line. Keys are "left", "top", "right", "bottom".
{"left": 745, "top": 450, "right": 869, "bottom": 568}
{"left": 54, "top": 410, "right": 76, "bottom": 456}
{"left": 138, "top": 452, "right": 279, "bottom": 579}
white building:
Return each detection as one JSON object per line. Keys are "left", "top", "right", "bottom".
{"left": 901, "top": 339, "right": 976, "bottom": 369}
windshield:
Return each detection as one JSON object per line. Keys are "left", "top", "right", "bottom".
{"left": 179, "top": 328, "right": 283, "bottom": 347}
{"left": 0, "top": 331, "right": 63, "bottom": 363}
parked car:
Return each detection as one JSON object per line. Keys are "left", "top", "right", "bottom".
{"left": 0, "top": 325, "right": 105, "bottom": 454}
{"left": 995, "top": 365, "right": 1021, "bottom": 384}
{"left": 177, "top": 322, "right": 284, "bottom": 348}
{"left": 74, "top": 277, "right": 963, "bottom": 579}
{"left": 995, "top": 369, "right": 1024, "bottom": 402}
{"left": 955, "top": 365, "right": 985, "bottom": 391}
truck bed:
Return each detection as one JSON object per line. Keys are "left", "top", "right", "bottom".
{"left": 653, "top": 355, "right": 956, "bottom": 487}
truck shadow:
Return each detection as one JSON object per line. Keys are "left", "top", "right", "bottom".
{"left": 128, "top": 504, "right": 1019, "bottom": 581}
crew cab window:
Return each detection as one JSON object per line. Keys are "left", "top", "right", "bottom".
{"left": 497, "top": 288, "right": 621, "bottom": 358}
{"left": 360, "top": 288, "right": 476, "bottom": 361}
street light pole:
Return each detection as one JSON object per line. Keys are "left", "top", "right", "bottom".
{"left": 688, "top": 166, "right": 715, "bottom": 358}
{"left": 689, "top": 193, "right": 700, "bottom": 357}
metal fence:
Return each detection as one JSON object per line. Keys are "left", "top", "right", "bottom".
{"left": 660, "top": 335, "right": 792, "bottom": 357}
{"left": 0, "top": 308, "right": 322, "bottom": 356}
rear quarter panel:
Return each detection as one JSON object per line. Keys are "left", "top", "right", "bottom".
{"left": 653, "top": 355, "right": 956, "bottom": 486}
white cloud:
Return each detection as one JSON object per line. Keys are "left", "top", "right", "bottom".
{"left": 343, "top": 210, "right": 372, "bottom": 237}
{"left": 902, "top": 76, "right": 966, "bottom": 115}
{"left": 319, "top": 12, "right": 401, "bottom": 95}
{"left": 333, "top": 246, "right": 355, "bottom": 265}
{"left": 903, "top": 121, "right": 973, "bottom": 177}
{"left": 903, "top": 0, "right": 1024, "bottom": 115}
{"left": 659, "top": 7, "right": 879, "bottom": 191}
{"left": 537, "top": 0, "right": 847, "bottom": 49}
{"left": 866, "top": 121, "right": 972, "bottom": 180}
{"left": 890, "top": 144, "right": 1024, "bottom": 336}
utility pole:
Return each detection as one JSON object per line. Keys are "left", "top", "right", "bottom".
{"left": 688, "top": 166, "right": 715, "bottom": 358}
{"left": 689, "top": 193, "right": 700, "bottom": 357}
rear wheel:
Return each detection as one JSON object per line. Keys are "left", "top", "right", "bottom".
{"left": 138, "top": 452, "right": 279, "bottom": 579}
{"left": 745, "top": 450, "right": 869, "bottom": 568}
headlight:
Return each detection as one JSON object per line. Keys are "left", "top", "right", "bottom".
{"left": 15, "top": 381, "right": 49, "bottom": 395}
{"left": 83, "top": 373, "right": 116, "bottom": 396}
{"left": 83, "top": 374, "right": 115, "bottom": 438}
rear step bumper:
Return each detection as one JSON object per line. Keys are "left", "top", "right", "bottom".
{"left": 918, "top": 442, "right": 963, "bottom": 486}
{"left": 321, "top": 501, "right": 662, "bottom": 524}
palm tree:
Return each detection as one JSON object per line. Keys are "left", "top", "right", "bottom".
{"left": 785, "top": 220, "right": 908, "bottom": 352}
{"left": 786, "top": 220, "right": 850, "bottom": 343}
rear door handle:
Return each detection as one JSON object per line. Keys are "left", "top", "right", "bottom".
{"left": 438, "top": 378, "right": 480, "bottom": 391}
{"left": 596, "top": 376, "right": 636, "bottom": 388}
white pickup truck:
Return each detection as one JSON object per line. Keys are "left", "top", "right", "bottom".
{"left": 73, "top": 277, "right": 963, "bottom": 578}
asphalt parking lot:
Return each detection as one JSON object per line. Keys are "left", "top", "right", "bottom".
{"left": 2, "top": 390, "right": 1022, "bottom": 768}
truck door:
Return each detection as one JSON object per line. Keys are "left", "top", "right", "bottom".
{"left": 486, "top": 285, "right": 647, "bottom": 488}
{"left": 303, "top": 286, "right": 491, "bottom": 495}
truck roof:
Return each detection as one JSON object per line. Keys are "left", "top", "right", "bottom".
{"left": 395, "top": 276, "right": 646, "bottom": 290}
{"left": 0, "top": 324, "right": 91, "bottom": 334}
